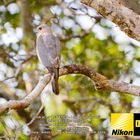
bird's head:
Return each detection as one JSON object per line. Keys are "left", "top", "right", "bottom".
{"left": 36, "top": 24, "right": 52, "bottom": 35}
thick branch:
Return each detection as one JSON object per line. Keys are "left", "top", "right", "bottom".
{"left": 81, "top": 0, "right": 140, "bottom": 42}
{"left": 0, "top": 64, "right": 140, "bottom": 113}
{"left": 0, "top": 75, "right": 51, "bottom": 113}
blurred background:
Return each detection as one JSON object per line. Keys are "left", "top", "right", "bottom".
{"left": 0, "top": 0, "right": 140, "bottom": 139}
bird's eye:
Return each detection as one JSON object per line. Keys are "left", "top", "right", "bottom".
{"left": 39, "top": 27, "right": 42, "bottom": 30}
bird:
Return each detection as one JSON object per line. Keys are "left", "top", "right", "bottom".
{"left": 36, "top": 24, "right": 61, "bottom": 95}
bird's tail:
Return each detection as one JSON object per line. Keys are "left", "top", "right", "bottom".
{"left": 52, "top": 68, "right": 59, "bottom": 95}
{"left": 47, "top": 67, "right": 59, "bottom": 95}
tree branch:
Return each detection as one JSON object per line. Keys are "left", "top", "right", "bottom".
{"left": 0, "top": 64, "right": 140, "bottom": 113}
{"left": 81, "top": 0, "right": 140, "bottom": 42}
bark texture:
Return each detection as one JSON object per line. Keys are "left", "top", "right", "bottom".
{"left": 81, "top": 0, "right": 140, "bottom": 42}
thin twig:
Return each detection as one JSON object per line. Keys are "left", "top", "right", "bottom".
{"left": 27, "top": 105, "right": 44, "bottom": 126}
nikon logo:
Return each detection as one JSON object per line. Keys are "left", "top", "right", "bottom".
{"left": 111, "top": 113, "right": 140, "bottom": 136}
{"left": 136, "top": 120, "right": 140, "bottom": 127}
{"left": 112, "top": 129, "right": 133, "bottom": 136}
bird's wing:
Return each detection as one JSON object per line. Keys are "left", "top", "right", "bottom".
{"left": 36, "top": 34, "right": 53, "bottom": 67}
{"left": 54, "top": 37, "right": 61, "bottom": 59}
{"left": 37, "top": 33, "right": 61, "bottom": 68}
{"left": 42, "top": 33, "right": 58, "bottom": 58}
{"left": 42, "top": 33, "right": 61, "bottom": 67}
